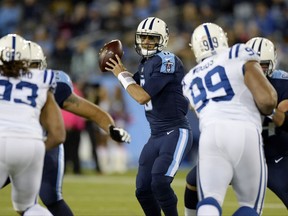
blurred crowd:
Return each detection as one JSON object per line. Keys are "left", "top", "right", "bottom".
{"left": 1, "top": 0, "right": 287, "bottom": 77}
{"left": 1, "top": 0, "right": 287, "bottom": 173}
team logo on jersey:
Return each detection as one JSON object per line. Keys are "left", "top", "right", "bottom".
{"left": 164, "top": 60, "right": 174, "bottom": 73}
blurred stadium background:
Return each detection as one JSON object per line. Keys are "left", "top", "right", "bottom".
{"left": 0, "top": 0, "right": 287, "bottom": 169}
{"left": 0, "top": 0, "right": 287, "bottom": 214}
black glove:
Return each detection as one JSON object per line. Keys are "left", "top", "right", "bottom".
{"left": 109, "top": 125, "right": 131, "bottom": 143}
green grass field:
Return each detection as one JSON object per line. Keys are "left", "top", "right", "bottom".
{"left": 0, "top": 169, "right": 286, "bottom": 216}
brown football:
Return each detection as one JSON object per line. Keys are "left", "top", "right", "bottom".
{"left": 98, "top": 39, "right": 123, "bottom": 72}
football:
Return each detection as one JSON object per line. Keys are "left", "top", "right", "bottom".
{"left": 98, "top": 39, "right": 123, "bottom": 72}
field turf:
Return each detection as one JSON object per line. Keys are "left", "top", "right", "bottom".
{"left": 0, "top": 169, "right": 286, "bottom": 215}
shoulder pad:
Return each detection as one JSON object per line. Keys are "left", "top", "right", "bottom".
{"left": 42, "top": 69, "right": 57, "bottom": 93}
{"left": 54, "top": 70, "right": 73, "bottom": 91}
{"left": 156, "top": 51, "right": 176, "bottom": 74}
{"left": 42, "top": 69, "right": 55, "bottom": 86}
{"left": 228, "top": 43, "right": 260, "bottom": 62}
{"left": 54, "top": 70, "right": 73, "bottom": 87}
{"left": 271, "top": 69, "right": 288, "bottom": 80}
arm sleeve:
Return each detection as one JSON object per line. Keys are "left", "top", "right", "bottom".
{"left": 54, "top": 71, "right": 73, "bottom": 108}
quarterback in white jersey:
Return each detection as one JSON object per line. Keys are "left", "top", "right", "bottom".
{"left": 182, "top": 23, "right": 277, "bottom": 216}
{"left": 0, "top": 34, "right": 65, "bottom": 216}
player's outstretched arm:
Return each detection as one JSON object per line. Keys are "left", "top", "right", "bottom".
{"left": 244, "top": 61, "right": 278, "bottom": 115}
{"left": 62, "top": 93, "right": 131, "bottom": 143}
{"left": 40, "top": 92, "right": 66, "bottom": 149}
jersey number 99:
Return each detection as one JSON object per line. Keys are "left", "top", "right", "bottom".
{"left": 190, "top": 66, "right": 235, "bottom": 112}
{"left": 203, "top": 37, "right": 218, "bottom": 51}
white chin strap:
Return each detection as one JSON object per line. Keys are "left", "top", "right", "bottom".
{"left": 140, "top": 48, "right": 157, "bottom": 57}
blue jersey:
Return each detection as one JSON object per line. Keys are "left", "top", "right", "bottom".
{"left": 54, "top": 71, "right": 73, "bottom": 107}
{"left": 40, "top": 70, "right": 73, "bottom": 206}
{"left": 133, "top": 51, "right": 190, "bottom": 134}
{"left": 263, "top": 69, "right": 288, "bottom": 159}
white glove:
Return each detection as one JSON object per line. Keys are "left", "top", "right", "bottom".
{"left": 109, "top": 125, "right": 131, "bottom": 143}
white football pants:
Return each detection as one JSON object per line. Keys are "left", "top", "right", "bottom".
{"left": 197, "top": 120, "right": 267, "bottom": 215}
{"left": 0, "top": 137, "right": 45, "bottom": 212}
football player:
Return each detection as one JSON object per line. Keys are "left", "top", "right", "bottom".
{"left": 2, "top": 40, "right": 131, "bottom": 216}
{"left": 183, "top": 37, "right": 288, "bottom": 216}
{"left": 247, "top": 37, "right": 288, "bottom": 209}
{"left": 0, "top": 34, "right": 65, "bottom": 216}
{"left": 106, "top": 17, "right": 193, "bottom": 216}
{"left": 182, "top": 23, "right": 277, "bottom": 216}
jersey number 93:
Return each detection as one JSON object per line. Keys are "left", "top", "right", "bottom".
{"left": 0, "top": 80, "right": 38, "bottom": 107}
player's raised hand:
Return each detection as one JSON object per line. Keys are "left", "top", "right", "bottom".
{"left": 105, "top": 54, "right": 126, "bottom": 77}
{"left": 109, "top": 125, "right": 131, "bottom": 143}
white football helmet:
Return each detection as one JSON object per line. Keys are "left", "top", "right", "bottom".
{"left": 190, "top": 23, "right": 228, "bottom": 63}
{"left": 135, "top": 17, "right": 169, "bottom": 57}
{"left": 246, "top": 37, "right": 276, "bottom": 76}
{"left": 0, "top": 34, "right": 30, "bottom": 63}
{"left": 27, "top": 41, "right": 47, "bottom": 69}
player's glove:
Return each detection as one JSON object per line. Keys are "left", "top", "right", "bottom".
{"left": 109, "top": 125, "right": 131, "bottom": 143}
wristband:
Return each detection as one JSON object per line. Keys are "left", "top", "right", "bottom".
{"left": 117, "top": 71, "right": 136, "bottom": 89}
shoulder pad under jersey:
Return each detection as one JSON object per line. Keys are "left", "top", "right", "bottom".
{"left": 228, "top": 43, "right": 260, "bottom": 62}
{"left": 156, "top": 51, "right": 176, "bottom": 74}
{"left": 42, "top": 69, "right": 57, "bottom": 92}
{"left": 54, "top": 70, "right": 73, "bottom": 90}
{"left": 271, "top": 69, "right": 288, "bottom": 80}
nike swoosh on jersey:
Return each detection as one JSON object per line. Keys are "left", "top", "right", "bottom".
{"left": 167, "top": 130, "right": 174, "bottom": 135}
{"left": 275, "top": 157, "right": 283, "bottom": 163}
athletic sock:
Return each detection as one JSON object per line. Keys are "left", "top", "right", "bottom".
{"left": 184, "top": 186, "right": 198, "bottom": 209}
{"left": 185, "top": 207, "right": 197, "bottom": 216}
{"left": 46, "top": 199, "right": 74, "bottom": 216}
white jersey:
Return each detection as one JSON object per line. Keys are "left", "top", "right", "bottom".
{"left": 0, "top": 69, "right": 56, "bottom": 139}
{"left": 182, "top": 43, "right": 261, "bottom": 131}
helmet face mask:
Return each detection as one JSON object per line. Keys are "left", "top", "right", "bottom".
{"left": 191, "top": 23, "right": 228, "bottom": 63}
{"left": 27, "top": 41, "right": 47, "bottom": 70}
{"left": 0, "top": 34, "right": 30, "bottom": 65}
{"left": 246, "top": 37, "right": 276, "bottom": 77}
{"left": 135, "top": 17, "right": 169, "bottom": 57}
